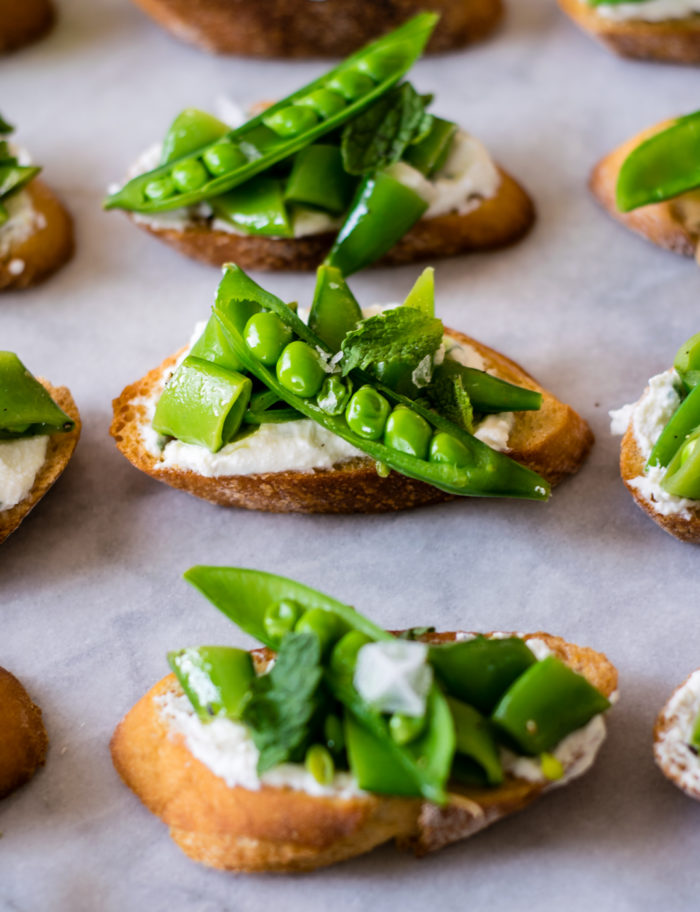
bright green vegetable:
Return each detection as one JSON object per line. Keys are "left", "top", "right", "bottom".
{"left": 264, "top": 105, "right": 320, "bottom": 138}
{"left": 616, "top": 110, "right": 700, "bottom": 212}
{"left": 309, "top": 265, "right": 363, "bottom": 352}
{"left": 0, "top": 352, "right": 74, "bottom": 439}
{"left": 189, "top": 315, "right": 244, "bottom": 371}
{"left": 384, "top": 406, "right": 432, "bottom": 459}
{"left": 346, "top": 385, "right": 391, "bottom": 439}
{"left": 447, "top": 697, "right": 503, "bottom": 786}
{"left": 428, "top": 360, "right": 542, "bottom": 417}
{"left": 295, "top": 89, "right": 347, "bottom": 119}
{"left": 661, "top": 428, "right": 700, "bottom": 499}
{"left": 160, "top": 109, "right": 229, "bottom": 165}
{"left": 327, "top": 70, "right": 376, "bottom": 101}
{"left": 171, "top": 158, "right": 209, "bottom": 193}
{"left": 674, "top": 332, "right": 700, "bottom": 391}
{"left": 340, "top": 306, "right": 443, "bottom": 378}
{"left": 305, "top": 744, "right": 335, "bottom": 784}
{"left": 152, "top": 356, "right": 252, "bottom": 452}
{"left": 0, "top": 118, "right": 41, "bottom": 227}
{"left": 428, "top": 432, "right": 472, "bottom": 467}
{"left": 210, "top": 176, "right": 293, "bottom": 238}
{"left": 276, "top": 341, "right": 326, "bottom": 397}
{"left": 285, "top": 145, "right": 356, "bottom": 214}
{"left": 317, "top": 376, "right": 352, "bottom": 415}
{"left": 244, "top": 312, "right": 293, "bottom": 366}
{"left": 389, "top": 712, "right": 425, "bottom": 745}
{"left": 402, "top": 266, "right": 435, "bottom": 316}
{"left": 330, "top": 630, "right": 373, "bottom": 677}
{"left": 168, "top": 646, "right": 254, "bottom": 721}
{"left": 263, "top": 598, "right": 304, "bottom": 640}
{"left": 492, "top": 656, "right": 611, "bottom": 755}
{"left": 404, "top": 117, "right": 458, "bottom": 177}
{"left": 144, "top": 176, "right": 176, "bottom": 201}
{"left": 203, "top": 141, "right": 248, "bottom": 177}
{"left": 324, "top": 713, "right": 345, "bottom": 755}
{"left": 647, "top": 385, "right": 700, "bottom": 469}
{"left": 295, "top": 607, "right": 349, "bottom": 656}
{"left": 690, "top": 707, "right": 700, "bottom": 751}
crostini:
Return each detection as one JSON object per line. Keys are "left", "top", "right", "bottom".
{"left": 0, "top": 115, "right": 73, "bottom": 290}
{"left": 558, "top": 0, "right": 700, "bottom": 63}
{"left": 129, "top": 0, "right": 502, "bottom": 57}
{"left": 111, "top": 265, "right": 592, "bottom": 514}
{"left": 611, "top": 333, "right": 700, "bottom": 543}
{"left": 655, "top": 669, "right": 700, "bottom": 799}
{"left": 105, "top": 16, "right": 534, "bottom": 274}
{"left": 0, "top": 666, "right": 48, "bottom": 799}
{"left": 0, "top": 352, "right": 81, "bottom": 543}
{"left": 111, "top": 566, "right": 618, "bottom": 873}
{"left": 0, "top": 0, "right": 53, "bottom": 53}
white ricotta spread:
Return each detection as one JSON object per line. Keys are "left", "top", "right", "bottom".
{"left": 125, "top": 128, "right": 501, "bottom": 239}
{"left": 587, "top": 0, "right": 700, "bottom": 21}
{"left": 654, "top": 670, "right": 700, "bottom": 797}
{"left": 502, "top": 714, "right": 607, "bottom": 787}
{"left": 0, "top": 435, "right": 48, "bottom": 511}
{"left": 610, "top": 369, "right": 699, "bottom": 518}
{"left": 0, "top": 189, "right": 45, "bottom": 258}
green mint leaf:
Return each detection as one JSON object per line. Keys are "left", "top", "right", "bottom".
{"left": 425, "top": 360, "right": 474, "bottom": 432}
{"left": 341, "top": 83, "right": 430, "bottom": 176}
{"left": 241, "top": 632, "right": 324, "bottom": 773}
{"left": 340, "top": 307, "right": 444, "bottom": 378}
{"left": 0, "top": 115, "right": 13, "bottom": 136}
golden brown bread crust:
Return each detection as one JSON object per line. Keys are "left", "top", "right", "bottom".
{"left": 0, "top": 0, "right": 53, "bottom": 52}
{"left": 590, "top": 120, "right": 699, "bottom": 260}
{"left": 0, "top": 381, "right": 81, "bottom": 544}
{"left": 0, "top": 180, "right": 74, "bottom": 291}
{"left": 130, "top": 167, "right": 534, "bottom": 271}
{"left": 619, "top": 398, "right": 700, "bottom": 544}
{"left": 129, "top": 0, "right": 502, "bottom": 57}
{"left": 558, "top": 0, "right": 700, "bottom": 63}
{"left": 654, "top": 671, "right": 700, "bottom": 799}
{"left": 0, "top": 666, "right": 48, "bottom": 799}
{"left": 110, "top": 630, "right": 617, "bottom": 872}
{"left": 109, "top": 328, "right": 593, "bottom": 514}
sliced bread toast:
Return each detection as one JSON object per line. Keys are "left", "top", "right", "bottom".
{"left": 0, "top": 667, "right": 48, "bottom": 799}
{"left": 654, "top": 670, "right": 700, "bottom": 800}
{"left": 0, "top": 0, "right": 53, "bottom": 53}
{"left": 110, "top": 329, "right": 593, "bottom": 514}
{"left": 111, "top": 630, "right": 617, "bottom": 873}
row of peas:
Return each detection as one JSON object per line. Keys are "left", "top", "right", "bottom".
{"left": 143, "top": 44, "right": 403, "bottom": 205}
{"left": 242, "top": 309, "right": 475, "bottom": 467}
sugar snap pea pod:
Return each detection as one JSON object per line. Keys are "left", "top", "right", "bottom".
{"left": 647, "top": 384, "right": 700, "bottom": 469}
{"left": 429, "top": 636, "right": 536, "bottom": 715}
{"left": 661, "top": 427, "right": 700, "bottom": 499}
{"left": 674, "top": 332, "right": 700, "bottom": 391}
{"left": 616, "top": 110, "right": 700, "bottom": 213}
{"left": 325, "top": 170, "right": 428, "bottom": 277}
{"left": 404, "top": 117, "right": 458, "bottom": 178}
{"left": 152, "top": 356, "right": 252, "bottom": 452}
{"left": 447, "top": 697, "right": 503, "bottom": 786}
{"left": 161, "top": 109, "right": 229, "bottom": 166}
{"left": 189, "top": 314, "right": 244, "bottom": 371}
{"left": 0, "top": 352, "right": 74, "bottom": 438}
{"left": 430, "top": 360, "right": 542, "bottom": 415}
{"left": 168, "top": 646, "right": 255, "bottom": 721}
{"left": 285, "top": 145, "right": 357, "bottom": 215}
{"left": 492, "top": 656, "right": 610, "bottom": 756}
{"left": 309, "top": 265, "right": 362, "bottom": 351}
{"left": 184, "top": 566, "right": 390, "bottom": 650}
{"left": 213, "top": 268, "right": 550, "bottom": 500}
{"left": 104, "top": 13, "right": 438, "bottom": 214}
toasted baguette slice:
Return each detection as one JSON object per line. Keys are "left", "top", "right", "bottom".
{"left": 130, "top": 167, "right": 534, "bottom": 272}
{"left": 558, "top": 0, "right": 700, "bottom": 63}
{"left": 0, "top": 666, "right": 48, "bottom": 799}
{"left": 619, "top": 414, "right": 700, "bottom": 544}
{"left": 590, "top": 120, "right": 699, "bottom": 261}
{"left": 110, "top": 329, "right": 593, "bottom": 514}
{"left": 0, "top": 0, "right": 53, "bottom": 53}
{"left": 0, "top": 180, "right": 74, "bottom": 291}
{"left": 654, "top": 670, "right": 700, "bottom": 800}
{"left": 0, "top": 381, "right": 81, "bottom": 544}
{"left": 129, "top": 0, "right": 502, "bottom": 57}
{"left": 111, "top": 630, "right": 617, "bottom": 873}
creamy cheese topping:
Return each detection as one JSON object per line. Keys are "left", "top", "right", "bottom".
{"left": 654, "top": 670, "right": 700, "bottom": 797}
{"left": 610, "top": 369, "right": 699, "bottom": 517}
{"left": 586, "top": 0, "right": 700, "bottom": 20}
{"left": 0, "top": 189, "right": 45, "bottom": 258}
{"left": 126, "top": 128, "right": 501, "bottom": 239}
{"left": 0, "top": 435, "right": 48, "bottom": 511}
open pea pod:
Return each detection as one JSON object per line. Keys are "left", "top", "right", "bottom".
{"left": 212, "top": 266, "right": 550, "bottom": 501}
{"left": 0, "top": 352, "right": 74, "bottom": 439}
{"left": 184, "top": 566, "right": 390, "bottom": 650}
{"left": 616, "top": 110, "right": 700, "bottom": 212}
{"left": 104, "top": 13, "right": 438, "bottom": 214}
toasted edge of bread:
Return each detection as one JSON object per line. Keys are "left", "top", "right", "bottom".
{"left": 128, "top": 167, "right": 535, "bottom": 272}
{"left": 558, "top": 0, "right": 700, "bottom": 63}
{"left": 654, "top": 671, "right": 700, "bottom": 800}
{"left": 0, "top": 0, "right": 53, "bottom": 52}
{"left": 0, "top": 381, "right": 81, "bottom": 544}
{"left": 0, "top": 180, "right": 74, "bottom": 291}
{"left": 110, "top": 630, "right": 617, "bottom": 873}
{"left": 589, "top": 119, "right": 699, "bottom": 260}
{"left": 619, "top": 405, "right": 700, "bottom": 544}
{"left": 109, "top": 328, "right": 593, "bottom": 514}
{"left": 0, "top": 666, "right": 48, "bottom": 799}
{"left": 129, "top": 0, "right": 502, "bottom": 57}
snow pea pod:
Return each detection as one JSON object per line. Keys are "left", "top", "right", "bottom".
{"left": 492, "top": 656, "right": 610, "bottom": 755}
{"left": 661, "top": 427, "right": 700, "bottom": 499}
{"left": 168, "top": 646, "right": 254, "bottom": 721}
{"left": 447, "top": 697, "right": 503, "bottom": 786}
{"left": 616, "top": 111, "right": 700, "bottom": 212}
{"left": 647, "top": 384, "right": 700, "bottom": 469}
{"left": 0, "top": 352, "right": 74, "bottom": 438}
{"left": 104, "top": 14, "right": 438, "bottom": 214}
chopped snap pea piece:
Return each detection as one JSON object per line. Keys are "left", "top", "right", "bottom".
{"left": 168, "top": 646, "right": 255, "bottom": 721}
{"left": 661, "top": 428, "right": 700, "bottom": 499}
{"left": 404, "top": 117, "right": 458, "bottom": 177}
{"left": 648, "top": 385, "right": 700, "bottom": 469}
{"left": 211, "top": 176, "right": 293, "bottom": 238}
{"left": 448, "top": 697, "right": 503, "bottom": 786}
{"left": 285, "top": 144, "right": 357, "bottom": 215}
{"left": 0, "top": 351, "right": 74, "bottom": 438}
{"left": 309, "top": 264, "right": 362, "bottom": 350}
{"left": 674, "top": 332, "right": 700, "bottom": 391}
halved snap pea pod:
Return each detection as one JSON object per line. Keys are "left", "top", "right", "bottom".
{"left": 104, "top": 14, "right": 438, "bottom": 214}
{"left": 0, "top": 352, "right": 75, "bottom": 439}
{"left": 168, "top": 646, "right": 254, "bottom": 721}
